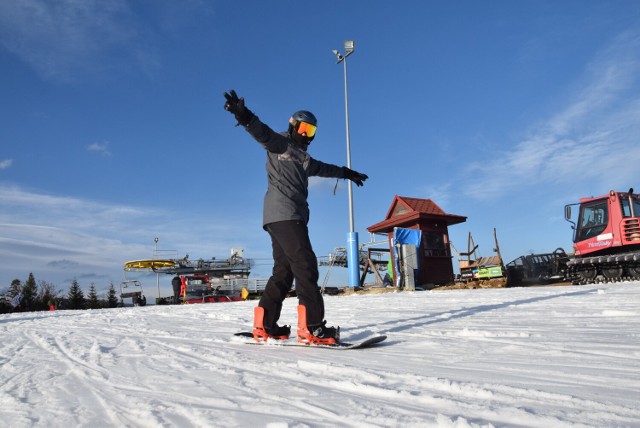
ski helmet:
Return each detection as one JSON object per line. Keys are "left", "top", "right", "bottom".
{"left": 289, "top": 110, "right": 317, "bottom": 146}
{"left": 290, "top": 110, "right": 317, "bottom": 127}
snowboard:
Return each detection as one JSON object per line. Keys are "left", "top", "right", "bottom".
{"left": 233, "top": 332, "right": 387, "bottom": 350}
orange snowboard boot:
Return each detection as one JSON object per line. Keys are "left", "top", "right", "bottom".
{"left": 297, "top": 305, "right": 340, "bottom": 345}
{"left": 252, "top": 306, "right": 290, "bottom": 342}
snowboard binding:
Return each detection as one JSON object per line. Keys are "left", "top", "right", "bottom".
{"left": 252, "top": 306, "right": 290, "bottom": 342}
{"left": 297, "top": 305, "right": 340, "bottom": 345}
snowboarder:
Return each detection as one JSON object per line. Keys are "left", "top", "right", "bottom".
{"left": 224, "top": 90, "right": 368, "bottom": 345}
{"left": 171, "top": 276, "right": 182, "bottom": 304}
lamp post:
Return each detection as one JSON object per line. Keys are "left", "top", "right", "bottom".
{"left": 154, "top": 237, "right": 160, "bottom": 300}
{"left": 332, "top": 40, "right": 359, "bottom": 288}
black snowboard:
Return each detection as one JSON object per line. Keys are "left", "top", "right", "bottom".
{"left": 234, "top": 332, "right": 387, "bottom": 350}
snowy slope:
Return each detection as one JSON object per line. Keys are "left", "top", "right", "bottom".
{"left": 1, "top": 282, "right": 639, "bottom": 427}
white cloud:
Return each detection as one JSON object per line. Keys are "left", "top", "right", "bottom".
{"left": 0, "top": 185, "right": 159, "bottom": 284}
{"left": 0, "top": 185, "right": 147, "bottom": 231}
{"left": 418, "top": 183, "right": 454, "bottom": 213}
{"left": 309, "top": 176, "right": 343, "bottom": 192}
{"left": 461, "top": 30, "right": 640, "bottom": 200}
{"left": 0, "top": 0, "right": 139, "bottom": 82}
{"left": 0, "top": 159, "right": 13, "bottom": 170}
{"left": 0, "top": 184, "right": 261, "bottom": 287}
{"left": 0, "top": 1, "right": 212, "bottom": 83}
{"left": 87, "top": 142, "right": 112, "bottom": 157}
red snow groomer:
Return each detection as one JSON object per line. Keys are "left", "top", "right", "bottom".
{"left": 565, "top": 188, "right": 640, "bottom": 283}
{"left": 180, "top": 274, "right": 248, "bottom": 304}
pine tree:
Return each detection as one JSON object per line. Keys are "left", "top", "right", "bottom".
{"left": 87, "top": 284, "right": 100, "bottom": 309}
{"left": 5, "top": 279, "right": 23, "bottom": 312}
{"left": 22, "top": 273, "right": 38, "bottom": 312}
{"left": 8, "top": 279, "right": 22, "bottom": 298}
{"left": 107, "top": 282, "right": 119, "bottom": 308}
{"left": 67, "top": 279, "right": 85, "bottom": 310}
{"left": 0, "top": 284, "right": 12, "bottom": 313}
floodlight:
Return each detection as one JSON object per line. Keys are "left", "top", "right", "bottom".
{"left": 344, "top": 40, "right": 355, "bottom": 54}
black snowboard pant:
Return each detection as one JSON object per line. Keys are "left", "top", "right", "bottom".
{"left": 259, "top": 220, "right": 325, "bottom": 329}
{"left": 171, "top": 277, "right": 181, "bottom": 301}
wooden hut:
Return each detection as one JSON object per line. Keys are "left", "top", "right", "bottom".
{"left": 367, "top": 196, "right": 467, "bottom": 286}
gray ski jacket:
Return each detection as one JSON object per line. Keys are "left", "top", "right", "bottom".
{"left": 244, "top": 115, "right": 345, "bottom": 227}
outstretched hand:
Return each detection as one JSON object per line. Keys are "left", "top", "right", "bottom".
{"left": 224, "top": 90, "right": 242, "bottom": 112}
{"left": 342, "top": 167, "right": 368, "bottom": 187}
{"left": 223, "top": 89, "right": 253, "bottom": 126}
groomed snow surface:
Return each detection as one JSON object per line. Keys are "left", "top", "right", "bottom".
{"left": 2, "top": 282, "right": 639, "bottom": 428}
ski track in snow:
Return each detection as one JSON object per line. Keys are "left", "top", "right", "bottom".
{"left": 1, "top": 283, "right": 640, "bottom": 427}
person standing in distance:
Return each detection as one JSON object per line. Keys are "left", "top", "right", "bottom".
{"left": 223, "top": 89, "right": 368, "bottom": 345}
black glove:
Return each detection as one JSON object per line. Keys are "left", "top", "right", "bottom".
{"left": 223, "top": 89, "right": 254, "bottom": 126}
{"left": 342, "top": 167, "right": 368, "bottom": 187}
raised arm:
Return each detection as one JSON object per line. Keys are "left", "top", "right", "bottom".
{"left": 223, "top": 89, "right": 288, "bottom": 153}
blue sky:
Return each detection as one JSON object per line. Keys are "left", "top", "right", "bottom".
{"left": 2, "top": 1, "right": 640, "bottom": 297}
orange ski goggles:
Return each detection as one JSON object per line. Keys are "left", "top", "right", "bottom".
{"left": 294, "top": 121, "right": 317, "bottom": 137}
